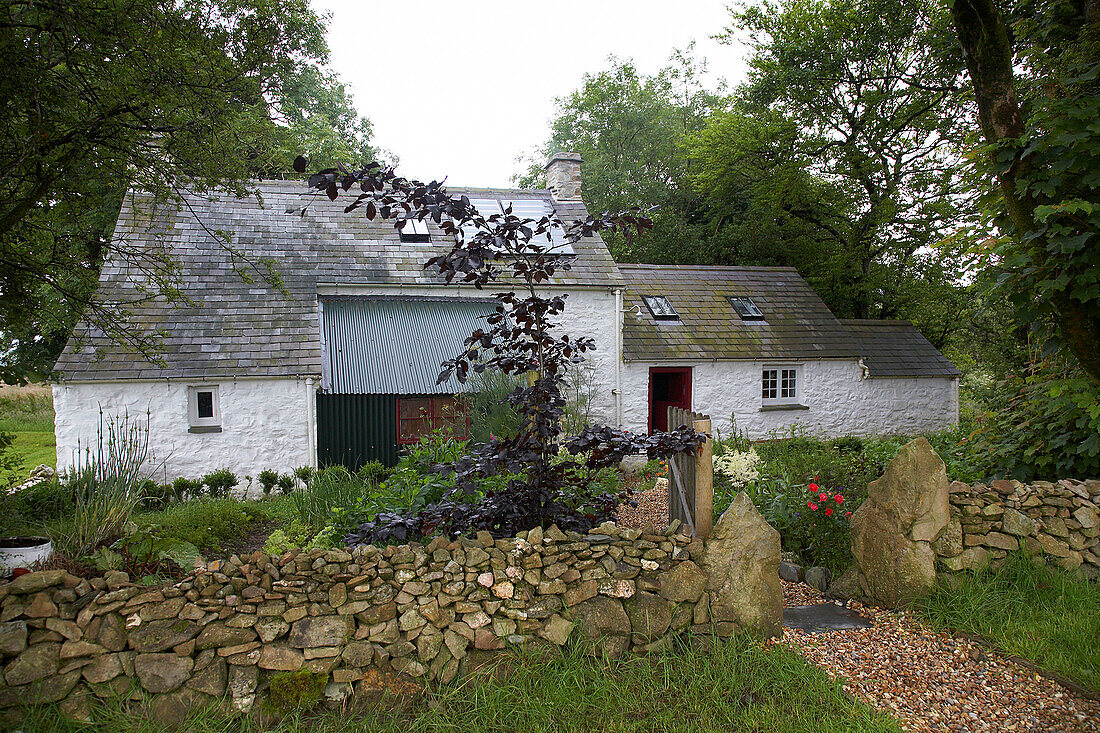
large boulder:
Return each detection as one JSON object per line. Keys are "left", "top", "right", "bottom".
{"left": 700, "top": 493, "right": 782, "bottom": 638}
{"left": 841, "top": 436, "right": 949, "bottom": 608}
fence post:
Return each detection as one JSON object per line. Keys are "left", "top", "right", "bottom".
{"left": 692, "top": 417, "right": 713, "bottom": 539}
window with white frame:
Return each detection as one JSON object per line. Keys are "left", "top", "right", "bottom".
{"left": 398, "top": 216, "right": 430, "bottom": 243}
{"left": 761, "top": 366, "right": 800, "bottom": 405}
{"left": 187, "top": 385, "right": 221, "bottom": 431}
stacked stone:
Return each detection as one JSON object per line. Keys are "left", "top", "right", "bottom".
{"left": 934, "top": 478, "right": 1100, "bottom": 577}
{"left": 0, "top": 520, "right": 715, "bottom": 720}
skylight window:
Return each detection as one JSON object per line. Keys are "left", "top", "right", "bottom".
{"left": 728, "top": 296, "right": 765, "bottom": 321}
{"left": 642, "top": 295, "right": 679, "bottom": 320}
{"left": 398, "top": 216, "right": 430, "bottom": 243}
{"left": 453, "top": 198, "right": 575, "bottom": 255}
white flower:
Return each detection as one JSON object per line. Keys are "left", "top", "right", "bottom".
{"left": 713, "top": 449, "right": 761, "bottom": 489}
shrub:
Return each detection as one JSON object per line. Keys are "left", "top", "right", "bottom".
{"left": 356, "top": 461, "right": 392, "bottom": 485}
{"left": 713, "top": 449, "right": 761, "bottom": 490}
{"left": 964, "top": 356, "right": 1100, "bottom": 480}
{"left": 257, "top": 468, "right": 280, "bottom": 495}
{"left": 137, "top": 479, "right": 176, "bottom": 510}
{"left": 171, "top": 476, "right": 204, "bottom": 501}
{"left": 202, "top": 468, "right": 238, "bottom": 498}
{"left": 276, "top": 474, "right": 296, "bottom": 495}
{"left": 54, "top": 412, "right": 152, "bottom": 558}
{"left": 294, "top": 465, "right": 315, "bottom": 487}
{"left": 1, "top": 479, "right": 72, "bottom": 525}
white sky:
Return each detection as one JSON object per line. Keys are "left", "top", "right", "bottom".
{"left": 311, "top": 0, "right": 750, "bottom": 188}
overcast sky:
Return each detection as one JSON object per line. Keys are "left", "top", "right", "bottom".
{"left": 311, "top": 0, "right": 750, "bottom": 188}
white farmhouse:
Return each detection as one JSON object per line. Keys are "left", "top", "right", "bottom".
{"left": 53, "top": 154, "right": 959, "bottom": 482}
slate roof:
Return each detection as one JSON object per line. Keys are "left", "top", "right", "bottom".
{"left": 619, "top": 265, "right": 959, "bottom": 377}
{"left": 841, "top": 320, "right": 961, "bottom": 377}
{"left": 55, "top": 180, "right": 622, "bottom": 382}
{"left": 620, "top": 265, "right": 859, "bottom": 362}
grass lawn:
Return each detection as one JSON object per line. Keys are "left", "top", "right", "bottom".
{"left": 919, "top": 553, "right": 1100, "bottom": 693}
{"left": 17, "top": 638, "right": 902, "bottom": 733}
{"left": 0, "top": 384, "right": 56, "bottom": 483}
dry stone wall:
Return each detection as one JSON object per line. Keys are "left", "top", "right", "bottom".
{"left": 934, "top": 478, "right": 1100, "bottom": 578}
{"left": 0, "top": 515, "right": 779, "bottom": 723}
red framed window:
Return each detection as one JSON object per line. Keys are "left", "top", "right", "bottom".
{"left": 397, "top": 396, "right": 470, "bottom": 444}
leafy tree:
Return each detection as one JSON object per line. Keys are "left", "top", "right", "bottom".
{"left": 0, "top": 0, "right": 377, "bottom": 381}
{"left": 296, "top": 160, "right": 704, "bottom": 541}
{"left": 950, "top": 0, "right": 1100, "bottom": 383}
{"left": 702, "top": 0, "right": 975, "bottom": 320}
{"left": 517, "top": 49, "right": 727, "bottom": 263}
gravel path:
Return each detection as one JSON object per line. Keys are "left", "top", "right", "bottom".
{"left": 779, "top": 581, "right": 1100, "bottom": 732}
{"left": 617, "top": 486, "right": 1099, "bottom": 730}
{"left": 616, "top": 483, "right": 669, "bottom": 530}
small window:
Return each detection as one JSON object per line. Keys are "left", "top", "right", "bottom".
{"left": 728, "top": 296, "right": 765, "bottom": 320}
{"left": 398, "top": 217, "right": 430, "bottom": 243}
{"left": 762, "top": 367, "right": 800, "bottom": 405}
{"left": 187, "top": 385, "right": 221, "bottom": 432}
{"left": 397, "top": 396, "right": 469, "bottom": 444}
{"left": 642, "top": 295, "right": 679, "bottom": 320}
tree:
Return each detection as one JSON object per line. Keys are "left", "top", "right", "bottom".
{"left": 702, "top": 0, "right": 974, "bottom": 320}
{"left": 517, "top": 50, "right": 727, "bottom": 263}
{"left": 295, "top": 161, "right": 703, "bottom": 540}
{"left": 950, "top": 0, "right": 1100, "bottom": 383}
{"left": 0, "top": 0, "right": 377, "bottom": 381}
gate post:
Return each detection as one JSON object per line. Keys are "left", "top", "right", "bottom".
{"left": 693, "top": 417, "right": 713, "bottom": 539}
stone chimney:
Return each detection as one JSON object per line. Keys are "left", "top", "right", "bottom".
{"left": 545, "top": 152, "right": 583, "bottom": 202}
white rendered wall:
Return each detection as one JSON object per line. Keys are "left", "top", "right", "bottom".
{"left": 54, "top": 378, "right": 314, "bottom": 493}
{"left": 620, "top": 359, "right": 958, "bottom": 439}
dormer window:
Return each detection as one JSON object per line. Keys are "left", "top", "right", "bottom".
{"left": 398, "top": 217, "right": 430, "bottom": 243}
{"left": 728, "top": 296, "right": 765, "bottom": 321}
{"left": 642, "top": 295, "right": 679, "bottom": 320}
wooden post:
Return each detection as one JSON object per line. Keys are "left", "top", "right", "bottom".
{"left": 693, "top": 417, "right": 713, "bottom": 539}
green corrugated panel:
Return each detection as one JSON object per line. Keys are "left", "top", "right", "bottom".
{"left": 316, "top": 393, "right": 399, "bottom": 468}
{"left": 321, "top": 297, "right": 495, "bottom": 395}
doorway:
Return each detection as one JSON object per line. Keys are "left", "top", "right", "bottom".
{"left": 649, "top": 367, "right": 692, "bottom": 433}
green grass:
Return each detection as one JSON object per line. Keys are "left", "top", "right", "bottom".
{"left": 16, "top": 637, "right": 901, "bottom": 732}
{"left": 919, "top": 553, "right": 1100, "bottom": 693}
{"left": 7, "top": 431, "right": 56, "bottom": 473}
{"left": 133, "top": 497, "right": 270, "bottom": 552}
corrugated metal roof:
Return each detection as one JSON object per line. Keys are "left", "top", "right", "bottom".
{"left": 321, "top": 297, "right": 495, "bottom": 394}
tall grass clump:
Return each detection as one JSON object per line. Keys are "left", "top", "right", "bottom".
{"left": 291, "top": 466, "right": 365, "bottom": 528}
{"left": 55, "top": 412, "right": 152, "bottom": 557}
{"left": 466, "top": 370, "right": 523, "bottom": 443}
{"left": 920, "top": 553, "right": 1100, "bottom": 692}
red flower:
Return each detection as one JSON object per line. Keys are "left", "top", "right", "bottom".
{"left": 825, "top": 507, "right": 834, "bottom": 517}
{"left": 808, "top": 482, "right": 819, "bottom": 492}
{"left": 819, "top": 492, "right": 827, "bottom": 502}
{"left": 835, "top": 494, "right": 844, "bottom": 504}
{"left": 845, "top": 511, "right": 852, "bottom": 517}
{"left": 809, "top": 502, "right": 819, "bottom": 511}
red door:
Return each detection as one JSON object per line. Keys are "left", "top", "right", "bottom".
{"left": 649, "top": 367, "right": 692, "bottom": 433}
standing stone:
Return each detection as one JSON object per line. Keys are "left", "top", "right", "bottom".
{"left": 838, "top": 437, "right": 948, "bottom": 609}
{"left": 700, "top": 493, "right": 782, "bottom": 638}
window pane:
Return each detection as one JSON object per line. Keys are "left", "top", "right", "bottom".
{"left": 643, "top": 295, "right": 678, "bottom": 318}
{"left": 399, "top": 398, "right": 432, "bottom": 420}
{"left": 399, "top": 418, "right": 431, "bottom": 443}
{"left": 729, "top": 297, "right": 764, "bottom": 319}
{"left": 781, "top": 369, "right": 796, "bottom": 398}
{"left": 196, "top": 391, "right": 214, "bottom": 419}
{"left": 762, "top": 369, "right": 778, "bottom": 399}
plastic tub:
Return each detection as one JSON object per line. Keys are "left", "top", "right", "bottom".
{"left": 0, "top": 537, "right": 53, "bottom": 577}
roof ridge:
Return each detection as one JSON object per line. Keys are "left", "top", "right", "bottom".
{"left": 617, "top": 263, "right": 799, "bottom": 272}
{"left": 841, "top": 319, "right": 917, "bottom": 326}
